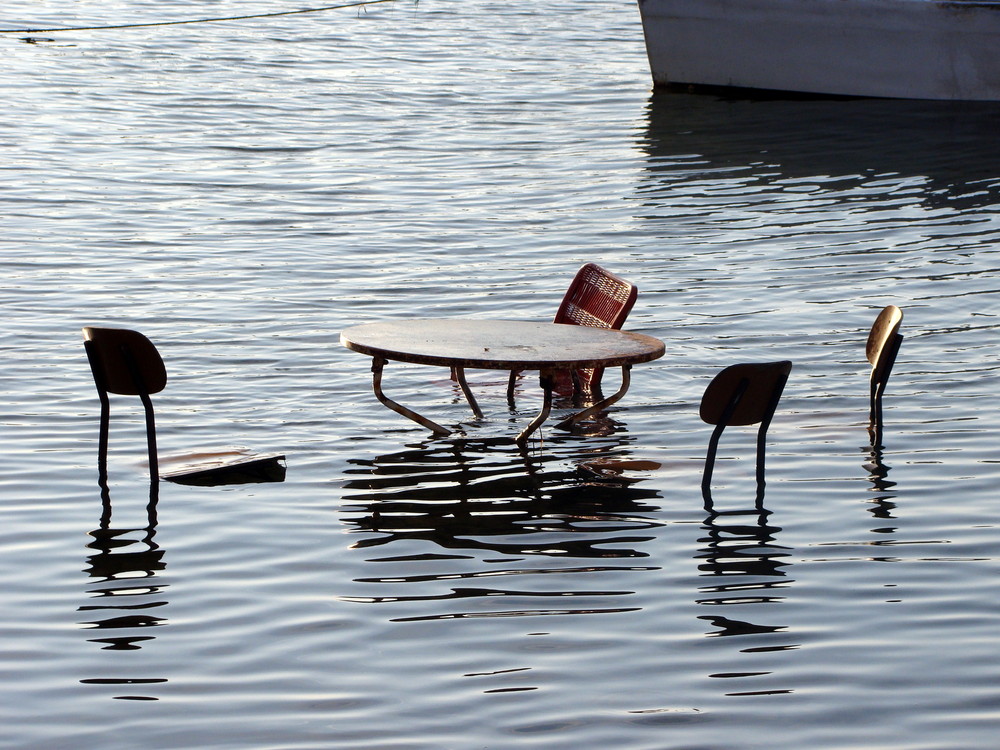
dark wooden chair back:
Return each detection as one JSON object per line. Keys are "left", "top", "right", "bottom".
{"left": 83, "top": 327, "right": 167, "bottom": 396}
{"left": 83, "top": 327, "right": 166, "bottom": 482}
{"left": 700, "top": 360, "right": 792, "bottom": 508}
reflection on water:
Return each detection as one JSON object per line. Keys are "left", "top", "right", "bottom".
{"left": 863, "top": 442, "right": 904, "bottom": 547}
{"left": 79, "top": 481, "right": 168, "bottom": 700}
{"left": 864, "top": 443, "right": 896, "bottom": 494}
{"left": 640, "top": 91, "right": 1000, "bottom": 210}
{"left": 697, "top": 492, "right": 796, "bottom": 697}
{"left": 341, "top": 438, "right": 663, "bottom": 621}
{"left": 5, "top": 0, "right": 1000, "bottom": 743}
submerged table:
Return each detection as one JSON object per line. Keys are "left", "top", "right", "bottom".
{"left": 340, "top": 319, "right": 665, "bottom": 444}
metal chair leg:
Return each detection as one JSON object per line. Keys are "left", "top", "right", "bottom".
{"left": 701, "top": 377, "right": 749, "bottom": 507}
{"left": 120, "top": 344, "right": 159, "bottom": 483}
{"left": 96, "top": 391, "right": 110, "bottom": 485}
{"left": 506, "top": 370, "right": 519, "bottom": 407}
{"left": 84, "top": 340, "right": 112, "bottom": 484}
{"left": 138, "top": 390, "right": 159, "bottom": 484}
{"left": 702, "top": 421, "right": 728, "bottom": 509}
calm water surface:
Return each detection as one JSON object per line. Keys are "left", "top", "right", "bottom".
{"left": 2, "top": 1, "right": 999, "bottom": 748}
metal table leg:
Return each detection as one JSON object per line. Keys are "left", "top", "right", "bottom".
{"left": 553, "top": 364, "right": 631, "bottom": 430}
{"left": 453, "top": 366, "right": 484, "bottom": 418}
{"left": 515, "top": 371, "right": 554, "bottom": 445}
{"left": 371, "top": 357, "right": 451, "bottom": 436}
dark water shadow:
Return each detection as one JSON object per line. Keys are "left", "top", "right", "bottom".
{"left": 863, "top": 441, "right": 901, "bottom": 539}
{"left": 342, "top": 436, "right": 663, "bottom": 557}
{"left": 696, "top": 497, "right": 797, "bottom": 697}
{"left": 638, "top": 90, "right": 1000, "bottom": 209}
{"left": 79, "top": 478, "right": 168, "bottom": 700}
{"left": 339, "top": 436, "right": 665, "bottom": 621}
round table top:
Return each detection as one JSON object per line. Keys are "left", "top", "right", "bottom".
{"left": 340, "top": 319, "right": 665, "bottom": 370}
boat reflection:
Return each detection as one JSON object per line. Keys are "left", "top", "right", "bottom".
{"left": 638, "top": 90, "right": 1000, "bottom": 210}
{"left": 79, "top": 479, "right": 168, "bottom": 700}
{"left": 340, "top": 437, "right": 663, "bottom": 621}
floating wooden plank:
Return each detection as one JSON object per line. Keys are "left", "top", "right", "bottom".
{"left": 161, "top": 451, "right": 286, "bottom": 486}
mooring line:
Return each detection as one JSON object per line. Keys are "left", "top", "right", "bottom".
{"left": 0, "top": 0, "right": 405, "bottom": 34}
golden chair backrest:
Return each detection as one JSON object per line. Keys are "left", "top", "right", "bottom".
{"left": 866, "top": 305, "right": 903, "bottom": 382}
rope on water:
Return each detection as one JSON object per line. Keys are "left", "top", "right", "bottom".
{"left": 0, "top": 0, "right": 405, "bottom": 34}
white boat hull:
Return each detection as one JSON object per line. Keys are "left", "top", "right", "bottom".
{"left": 637, "top": 0, "right": 1000, "bottom": 100}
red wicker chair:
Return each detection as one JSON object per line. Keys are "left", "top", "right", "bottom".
{"left": 507, "top": 263, "right": 638, "bottom": 400}
{"left": 554, "top": 263, "right": 638, "bottom": 391}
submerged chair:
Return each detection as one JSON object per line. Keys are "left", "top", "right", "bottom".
{"left": 700, "top": 361, "right": 792, "bottom": 507}
{"left": 83, "top": 326, "right": 284, "bottom": 485}
{"left": 84, "top": 327, "right": 166, "bottom": 483}
{"left": 866, "top": 305, "right": 903, "bottom": 442}
{"left": 579, "top": 360, "right": 791, "bottom": 501}
{"left": 505, "top": 263, "right": 639, "bottom": 401}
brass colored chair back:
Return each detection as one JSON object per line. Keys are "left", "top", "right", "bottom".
{"left": 83, "top": 327, "right": 167, "bottom": 396}
{"left": 866, "top": 305, "right": 903, "bottom": 443}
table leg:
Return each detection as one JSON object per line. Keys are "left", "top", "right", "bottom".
{"left": 515, "top": 370, "right": 554, "bottom": 445}
{"left": 553, "top": 364, "right": 631, "bottom": 430}
{"left": 371, "top": 357, "right": 451, "bottom": 436}
{"left": 453, "top": 366, "right": 484, "bottom": 418}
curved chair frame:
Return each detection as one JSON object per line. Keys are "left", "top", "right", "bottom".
{"left": 83, "top": 327, "right": 168, "bottom": 483}
{"left": 866, "top": 305, "right": 903, "bottom": 443}
{"left": 700, "top": 360, "right": 792, "bottom": 508}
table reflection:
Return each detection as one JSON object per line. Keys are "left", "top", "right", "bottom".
{"left": 340, "top": 437, "right": 663, "bottom": 621}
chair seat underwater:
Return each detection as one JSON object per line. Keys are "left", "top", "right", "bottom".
{"left": 83, "top": 326, "right": 285, "bottom": 486}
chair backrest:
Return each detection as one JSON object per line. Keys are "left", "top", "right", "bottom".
{"left": 554, "top": 263, "right": 638, "bottom": 330}
{"left": 700, "top": 361, "right": 792, "bottom": 507}
{"left": 83, "top": 327, "right": 167, "bottom": 396}
{"left": 550, "top": 263, "right": 638, "bottom": 394}
{"left": 866, "top": 305, "right": 903, "bottom": 387}
{"left": 700, "top": 361, "right": 792, "bottom": 427}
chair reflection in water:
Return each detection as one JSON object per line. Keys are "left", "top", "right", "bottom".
{"left": 82, "top": 326, "right": 285, "bottom": 486}
{"left": 82, "top": 477, "right": 167, "bottom": 654}
{"left": 700, "top": 361, "right": 792, "bottom": 511}
{"left": 866, "top": 305, "right": 903, "bottom": 445}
